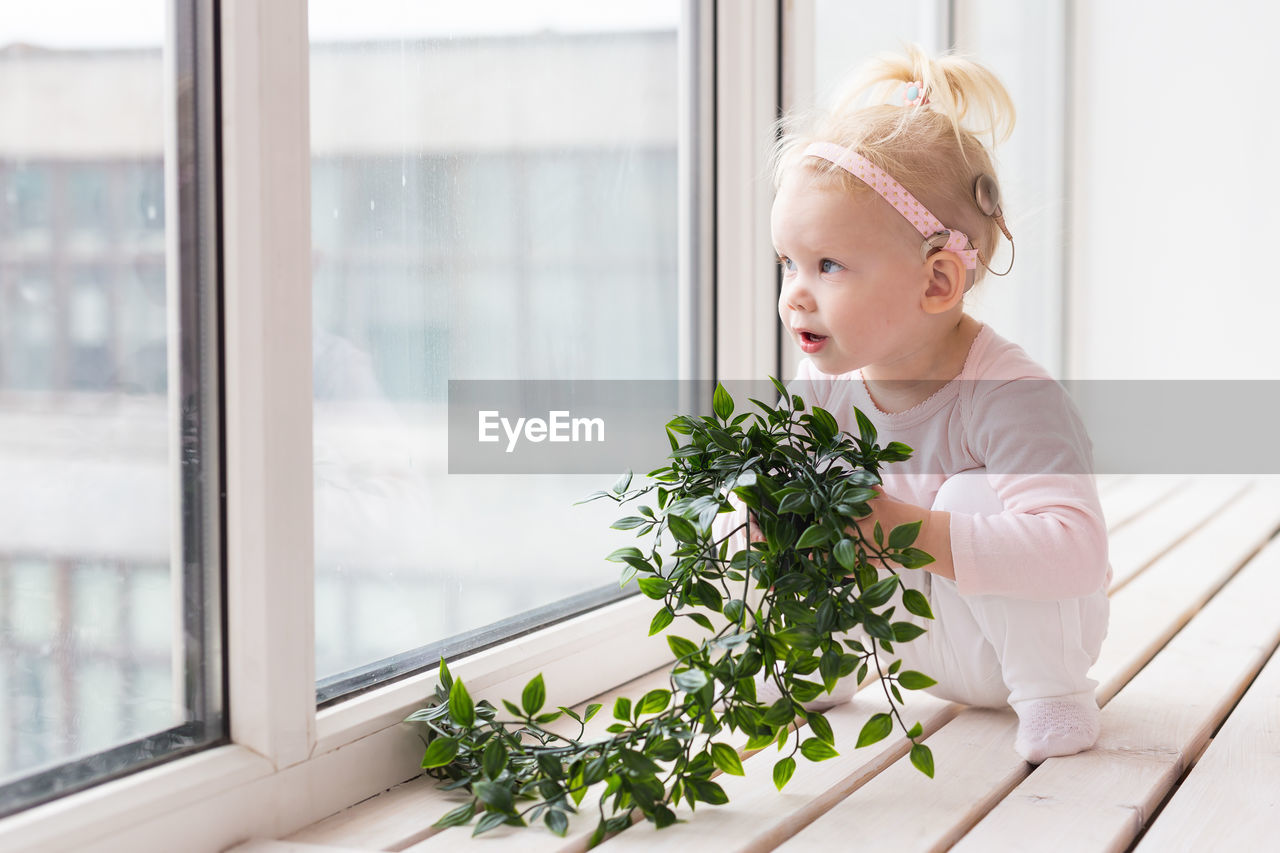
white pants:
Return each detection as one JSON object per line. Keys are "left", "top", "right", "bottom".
{"left": 848, "top": 470, "right": 1109, "bottom": 708}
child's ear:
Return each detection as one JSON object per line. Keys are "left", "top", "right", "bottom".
{"left": 920, "top": 251, "right": 967, "bottom": 314}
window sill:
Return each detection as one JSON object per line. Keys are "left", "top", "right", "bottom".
{"left": 0, "top": 593, "right": 671, "bottom": 853}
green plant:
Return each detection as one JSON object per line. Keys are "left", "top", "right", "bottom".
{"left": 405, "top": 380, "right": 938, "bottom": 843}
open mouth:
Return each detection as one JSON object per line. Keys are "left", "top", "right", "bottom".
{"left": 799, "top": 331, "right": 828, "bottom": 343}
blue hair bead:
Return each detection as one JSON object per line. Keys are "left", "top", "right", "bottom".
{"left": 907, "top": 85, "right": 919, "bottom": 102}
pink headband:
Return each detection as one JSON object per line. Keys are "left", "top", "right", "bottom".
{"left": 802, "top": 141, "right": 980, "bottom": 285}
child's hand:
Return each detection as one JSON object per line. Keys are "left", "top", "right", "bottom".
{"left": 845, "top": 486, "right": 954, "bottom": 579}
{"left": 747, "top": 511, "right": 765, "bottom": 545}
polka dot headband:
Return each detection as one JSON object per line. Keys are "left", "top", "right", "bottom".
{"left": 803, "top": 140, "right": 991, "bottom": 289}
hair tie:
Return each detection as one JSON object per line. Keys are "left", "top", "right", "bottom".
{"left": 902, "top": 80, "right": 929, "bottom": 107}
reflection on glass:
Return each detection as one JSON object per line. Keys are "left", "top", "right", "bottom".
{"left": 0, "top": 0, "right": 217, "bottom": 814}
{"left": 309, "top": 0, "right": 685, "bottom": 688}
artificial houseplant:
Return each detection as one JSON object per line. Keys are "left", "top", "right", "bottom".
{"left": 405, "top": 380, "right": 939, "bottom": 843}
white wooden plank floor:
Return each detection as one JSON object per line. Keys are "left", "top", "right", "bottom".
{"left": 236, "top": 475, "right": 1280, "bottom": 853}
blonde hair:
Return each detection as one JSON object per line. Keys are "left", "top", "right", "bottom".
{"left": 769, "top": 44, "right": 1016, "bottom": 284}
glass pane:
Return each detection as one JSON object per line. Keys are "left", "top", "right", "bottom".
{"left": 310, "top": 0, "right": 689, "bottom": 695}
{"left": 0, "top": 0, "right": 222, "bottom": 816}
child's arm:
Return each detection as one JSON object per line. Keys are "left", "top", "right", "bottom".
{"left": 845, "top": 487, "right": 956, "bottom": 580}
{"left": 944, "top": 378, "right": 1108, "bottom": 600}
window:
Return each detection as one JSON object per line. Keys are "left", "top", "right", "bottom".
{"left": 0, "top": 0, "right": 223, "bottom": 817}
{"left": 307, "top": 0, "right": 696, "bottom": 701}
{"left": 0, "top": 1, "right": 746, "bottom": 847}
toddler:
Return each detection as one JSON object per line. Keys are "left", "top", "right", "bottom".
{"left": 715, "top": 45, "right": 1110, "bottom": 764}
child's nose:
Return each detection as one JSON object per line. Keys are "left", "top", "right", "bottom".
{"left": 780, "top": 275, "right": 813, "bottom": 312}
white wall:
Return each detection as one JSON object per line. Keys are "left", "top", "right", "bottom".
{"left": 1067, "top": 0, "right": 1280, "bottom": 378}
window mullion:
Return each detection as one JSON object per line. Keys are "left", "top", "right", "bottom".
{"left": 220, "top": 0, "right": 317, "bottom": 769}
{"left": 714, "top": 0, "right": 781, "bottom": 382}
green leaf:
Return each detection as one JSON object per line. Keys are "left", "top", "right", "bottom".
{"left": 693, "top": 579, "right": 723, "bottom": 612}
{"left": 689, "top": 778, "right": 729, "bottom": 805}
{"left": 584, "top": 703, "right": 603, "bottom": 722}
{"left": 448, "top": 680, "right": 475, "bottom": 728}
{"left": 799, "top": 737, "right": 839, "bottom": 761}
{"left": 778, "top": 491, "right": 811, "bottom": 514}
{"left": 611, "top": 516, "right": 649, "bottom": 530}
{"left": 522, "top": 673, "right": 546, "bottom": 716}
{"left": 902, "top": 588, "right": 934, "bottom": 619}
{"left": 501, "top": 698, "right": 522, "bottom": 717}
{"left": 649, "top": 607, "right": 674, "bottom": 635}
{"left": 612, "top": 469, "right": 633, "bottom": 494}
{"left": 667, "top": 514, "right": 699, "bottom": 543}
{"left": 833, "top": 538, "right": 859, "bottom": 572}
{"left": 892, "top": 621, "right": 927, "bottom": 642}
{"left": 806, "top": 711, "right": 835, "bottom": 745}
{"left": 653, "top": 804, "right": 678, "bottom": 829}
{"left": 665, "top": 416, "right": 693, "bottom": 435}
{"left": 535, "top": 711, "right": 563, "bottom": 724}
{"left": 537, "top": 753, "right": 564, "bottom": 779}
{"left": 673, "top": 668, "right": 709, "bottom": 693}
{"left": 775, "top": 625, "right": 819, "bottom": 651}
{"left": 687, "top": 611, "right": 715, "bottom": 631}
{"left": 906, "top": 721, "right": 923, "bottom": 739}
{"left": 613, "top": 696, "right": 633, "bottom": 722}
{"left": 856, "top": 713, "right": 894, "bottom": 748}
{"left": 583, "top": 754, "right": 609, "bottom": 785}
{"left": 473, "top": 810, "right": 510, "bottom": 836}
{"left": 893, "top": 547, "right": 935, "bottom": 569}
{"left": 433, "top": 800, "right": 475, "bottom": 829}
{"left": 796, "top": 524, "right": 830, "bottom": 549}
{"left": 637, "top": 577, "right": 671, "bottom": 599}
{"left": 773, "top": 756, "right": 797, "bottom": 790}
{"left": 482, "top": 738, "right": 507, "bottom": 780}
{"left": 854, "top": 407, "right": 877, "bottom": 445}
{"left": 790, "top": 679, "right": 824, "bottom": 702}
{"left": 546, "top": 809, "right": 569, "bottom": 837}
{"left": 810, "top": 406, "right": 839, "bottom": 440}
{"left": 897, "top": 670, "right": 937, "bottom": 690}
{"left": 888, "top": 521, "right": 921, "bottom": 549}
{"left": 638, "top": 688, "right": 672, "bottom": 715}
{"left": 910, "top": 743, "right": 935, "bottom": 778}
{"left": 650, "top": 738, "right": 683, "bottom": 762}
{"left": 620, "top": 749, "right": 662, "bottom": 776}
{"left": 668, "top": 635, "right": 700, "bottom": 660}
{"left": 762, "top": 696, "right": 797, "bottom": 727}
{"left": 473, "top": 780, "right": 515, "bottom": 815}
{"left": 713, "top": 383, "right": 734, "bottom": 421}
{"left": 606, "top": 546, "right": 643, "bottom": 563}
{"left": 711, "top": 742, "right": 745, "bottom": 776}
{"left": 421, "top": 736, "right": 459, "bottom": 768}
{"left": 861, "top": 575, "right": 899, "bottom": 608}
{"left": 438, "top": 657, "right": 454, "bottom": 691}
{"left": 873, "top": 520, "right": 884, "bottom": 547}
{"left": 724, "top": 598, "right": 745, "bottom": 624}
{"left": 881, "top": 440, "right": 913, "bottom": 462}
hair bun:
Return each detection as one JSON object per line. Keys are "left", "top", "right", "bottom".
{"left": 833, "top": 43, "right": 1016, "bottom": 149}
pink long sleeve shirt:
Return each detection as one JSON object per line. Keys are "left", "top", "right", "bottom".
{"left": 788, "top": 322, "right": 1111, "bottom": 601}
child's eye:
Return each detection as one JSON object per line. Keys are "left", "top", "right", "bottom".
{"left": 777, "top": 256, "right": 796, "bottom": 272}
{"left": 820, "top": 259, "right": 844, "bottom": 274}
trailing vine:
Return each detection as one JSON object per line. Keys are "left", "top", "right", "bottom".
{"left": 406, "top": 380, "right": 938, "bottom": 843}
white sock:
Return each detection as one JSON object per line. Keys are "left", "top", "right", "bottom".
{"left": 755, "top": 672, "right": 858, "bottom": 713}
{"left": 1011, "top": 694, "right": 1100, "bottom": 764}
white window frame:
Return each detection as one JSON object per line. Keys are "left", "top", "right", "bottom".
{"left": 0, "top": 2, "right": 784, "bottom": 850}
